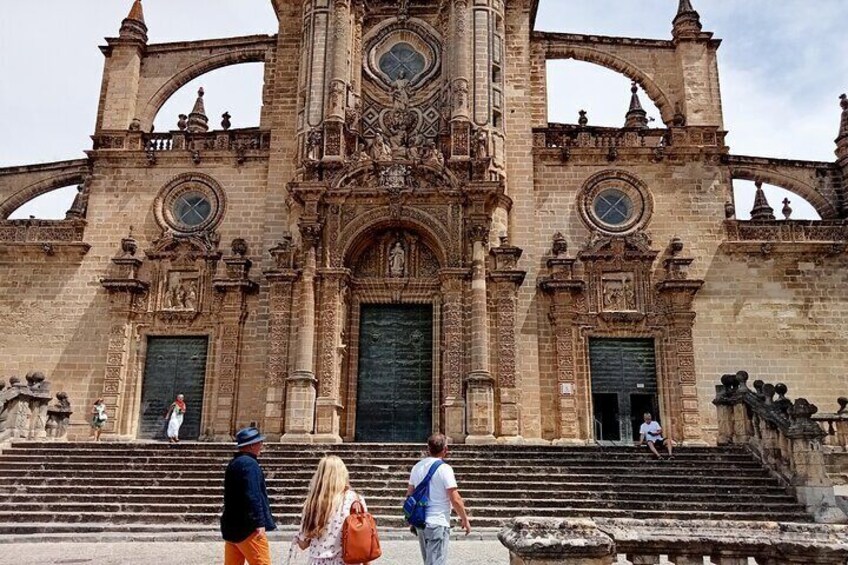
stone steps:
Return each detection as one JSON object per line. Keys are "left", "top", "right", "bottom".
{"left": 0, "top": 441, "right": 810, "bottom": 535}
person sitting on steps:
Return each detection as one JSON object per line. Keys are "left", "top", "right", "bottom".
{"left": 637, "top": 412, "right": 674, "bottom": 460}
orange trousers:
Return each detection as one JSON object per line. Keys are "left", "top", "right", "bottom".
{"left": 224, "top": 531, "right": 272, "bottom": 565}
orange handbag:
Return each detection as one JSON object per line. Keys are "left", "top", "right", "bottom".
{"left": 341, "top": 496, "right": 382, "bottom": 564}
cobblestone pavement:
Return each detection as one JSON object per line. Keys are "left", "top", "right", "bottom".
{"left": 0, "top": 540, "right": 509, "bottom": 565}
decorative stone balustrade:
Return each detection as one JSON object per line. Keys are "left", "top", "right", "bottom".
{"left": 499, "top": 517, "right": 848, "bottom": 565}
{"left": 0, "top": 219, "right": 86, "bottom": 244}
{"left": 714, "top": 372, "right": 847, "bottom": 523}
{"left": 534, "top": 125, "right": 668, "bottom": 150}
{"left": 0, "top": 374, "right": 72, "bottom": 443}
{"left": 723, "top": 220, "right": 848, "bottom": 256}
{"left": 91, "top": 128, "right": 271, "bottom": 155}
{"left": 814, "top": 398, "right": 848, "bottom": 452}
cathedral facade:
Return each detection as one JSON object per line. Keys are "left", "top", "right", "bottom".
{"left": 1, "top": 0, "right": 847, "bottom": 445}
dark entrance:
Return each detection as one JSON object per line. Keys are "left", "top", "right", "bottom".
{"left": 355, "top": 304, "right": 433, "bottom": 442}
{"left": 589, "top": 338, "right": 658, "bottom": 443}
{"left": 138, "top": 336, "right": 208, "bottom": 440}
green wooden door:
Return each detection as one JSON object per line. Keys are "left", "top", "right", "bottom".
{"left": 138, "top": 336, "right": 208, "bottom": 440}
{"left": 355, "top": 305, "right": 433, "bottom": 443}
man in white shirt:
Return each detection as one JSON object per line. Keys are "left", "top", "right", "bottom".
{"left": 638, "top": 412, "right": 674, "bottom": 459}
{"left": 407, "top": 433, "right": 471, "bottom": 565}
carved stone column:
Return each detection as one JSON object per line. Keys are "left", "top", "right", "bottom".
{"left": 540, "top": 257, "right": 586, "bottom": 444}
{"left": 211, "top": 244, "right": 259, "bottom": 438}
{"left": 323, "top": 0, "right": 351, "bottom": 161}
{"left": 449, "top": 0, "right": 471, "bottom": 159}
{"left": 282, "top": 242, "right": 319, "bottom": 443}
{"left": 99, "top": 234, "right": 149, "bottom": 437}
{"left": 314, "top": 268, "right": 349, "bottom": 443}
{"left": 440, "top": 269, "right": 466, "bottom": 443}
{"left": 466, "top": 226, "right": 496, "bottom": 445}
{"left": 264, "top": 239, "right": 300, "bottom": 440}
{"left": 489, "top": 243, "right": 526, "bottom": 443}
{"left": 656, "top": 259, "right": 705, "bottom": 446}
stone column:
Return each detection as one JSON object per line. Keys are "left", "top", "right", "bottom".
{"left": 449, "top": 0, "right": 472, "bottom": 159}
{"left": 265, "top": 240, "right": 300, "bottom": 440}
{"left": 489, "top": 243, "right": 526, "bottom": 443}
{"left": 466, "top": 229, "right": 496, "bottom": 445}
{"left": 314, "top": 269, "right": 348, "bottom": 444}
{"left": 440, "top": 270, "right": 466, "bottom": 443}
{"left": 282, "top": 244, "right": 319, "bottom": 443}
{"left": 323, "top": 0, "right": 351, "bottom": 161}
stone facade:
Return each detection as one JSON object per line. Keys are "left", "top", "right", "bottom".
{"left": 0, "top": 0, "right": 846, "bottom": 444}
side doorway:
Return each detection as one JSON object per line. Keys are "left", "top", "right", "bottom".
{"left": 138, "top": 336, "right": 209, "bottom": 440}
{"left": 589, "top": 338, "right": 659, "bottom": 445}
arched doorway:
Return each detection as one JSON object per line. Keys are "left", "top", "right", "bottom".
{"left": 340, "top": 226, "right": 445, "bottom": 442}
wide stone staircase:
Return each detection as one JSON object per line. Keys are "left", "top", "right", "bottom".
{"left": 0, "top": 442, "right": 810, "bottom": 535}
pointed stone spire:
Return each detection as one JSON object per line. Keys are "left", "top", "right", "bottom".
{"left": 836, "top": 94, "right": 848, "bottom": 160}
{"left": 624, "top": 82, "right": 649, "bottom": 129}
{"left": 120, "top": 0, "right": 148, "bottom": 43}
{"left": 750, "top": 181, "right": 775, "bottom": 221}
{"left": 186, "top": 88, "right": 209, "bottom": 133}
{"left": 673, "top": 0, "right": 703, "bottom": 39}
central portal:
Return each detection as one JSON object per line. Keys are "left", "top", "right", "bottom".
{"left": 355, "top": 304, "right": 434, "bottom": 443}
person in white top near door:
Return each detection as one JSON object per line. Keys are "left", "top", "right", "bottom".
{"left": 638, "top": 412, "right": 674, "bottom": 460}
{"left": 407, "top": 433, "right": 471, "bottom": 565}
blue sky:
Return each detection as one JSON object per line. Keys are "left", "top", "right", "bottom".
{"left": 1, "top": 0, "right": 845, "bottom": 219}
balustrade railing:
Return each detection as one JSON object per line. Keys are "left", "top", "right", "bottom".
{"left": 499, "top": 517, "right": 848, "bottom": 565}
{"left": 0, "top": 219, "right": 86, "bottom": 244}
{"left": 814, "top": 399, "right": 848, "bottom": 451}
{"left": 714, "top": 372, "right": 846, "bottom": 523}
{"left": 534, "top": 125, "right": 668, "bottom": 150}
{"left": 92, "top": 128, "right": 271, "bottom": 154}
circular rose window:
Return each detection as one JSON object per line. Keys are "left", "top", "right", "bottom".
{"left": 155, "top": 173, "right": 225, "bottom": 234}
{"left": 579, "top": 171, "right": 652, "bottom": 234}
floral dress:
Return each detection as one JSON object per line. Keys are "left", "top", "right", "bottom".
{"left": 295, "top": 490, "right": 366, "bottom": 565}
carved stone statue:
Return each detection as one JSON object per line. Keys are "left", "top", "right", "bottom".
{"left": 370, "top": 132, "right": 392, "bottom": 162}
{"left": 475, "top": 129, "right": 489, "bottom": 160}
{"left": 65, "top": 184, "right": 90, "bottom": 220}
{"left": 391, "top": 70, "right": 411, "bottom": 112}
{"left": 389, "top": 241, "right": 406, "bottom": 278}
{"left": 306, "top": 128, "right": 323, "bottom": 162}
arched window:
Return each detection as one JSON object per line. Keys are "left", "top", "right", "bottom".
{"left": 546, "top": 61, "right": 663, "bottom": 127}
{"left": 732, "top": 180, "right": 821, "bottom": 221}
{"left": 153, "top": 64, "right": 265, "bottom": 133}
{"left": 7, "top": 185, "right": 79, "bottom": 220}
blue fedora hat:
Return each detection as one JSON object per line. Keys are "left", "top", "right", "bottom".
{"left": 235, "top": 426, "right": 266, "bottom": 448}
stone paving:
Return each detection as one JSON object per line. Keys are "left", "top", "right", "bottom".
{"left": 0, "top": 540, "right": 510, "bottom": 565}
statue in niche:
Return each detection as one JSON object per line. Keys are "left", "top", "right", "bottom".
{"left": 305, "top": 128, "right": 323, "bottom": 162}
{"left": 422, "top": 137, "right": 445, "bottom": 167}
{"left": 391, "top": 70, "right": 411, "bottom": 112}
{"left": 388, "top": 241, "right": 406, "bottom": 278}
{"left": 370, "top": 132, "right": 393, "bottom": 162}
{"left": 474, "top": 129, "right": 489, "bottom": 160}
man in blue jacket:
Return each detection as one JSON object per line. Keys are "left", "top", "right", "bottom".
{"left": 221, "top": 427, "right": 277, "bottom": 565}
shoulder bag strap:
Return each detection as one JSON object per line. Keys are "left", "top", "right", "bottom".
{"left": 420, "top": 460, "right": 443, "bottom": 487}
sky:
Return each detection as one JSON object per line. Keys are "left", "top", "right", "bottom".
{"left": 1, "top": 0, "right": 846, "bottom": 220}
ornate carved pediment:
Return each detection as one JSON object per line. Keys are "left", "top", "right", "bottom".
{"left": 332, "top": 160, "right": 456, "bottom": 192}
{"left": 578, "top": 232, "right": 657, "bottom": 262}
{"left": 145, "top": 231, "right": 222, "bottom": 263}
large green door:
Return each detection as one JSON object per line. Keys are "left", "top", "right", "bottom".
{"left": 355, "top": 305, "right": 433, "bottom": 443}
{"left": 138, "top": 336, "right": 208, "bottom": 440}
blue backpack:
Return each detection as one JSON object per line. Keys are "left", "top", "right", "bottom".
{"left": 403, "top": 460, "right": 444, "bottom": 528}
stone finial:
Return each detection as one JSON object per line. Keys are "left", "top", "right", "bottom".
{"left": 121, "top": 228, "right": 139, "bottom": 257}
{"left": 839, "top": 94, "right": 848, "bottom": 140}
{"left": 552, "top": 232, "right": 568, "bottom": 258}
{"left": 120, "top": 0, "right": 148, "bottom": 42}
{"left": 724, "top": 201, "right": 736, "bottom": 219}
{"left": 231, "top": 238, "right": 248, "bottom": 257}
{"left": 750, "top": 181, "right": 776, "bottom": 221}
{"left": 673, "top": 0, "right": 703, "bottom": 39}
{"left": 186, "top": 88, "right": 209, "bottom": 133}
{"left": 624, "top": 82, "right": 649, "bottom": 129}
{"left": 177, "top": 114, "right": 188, "bottom": 131}
{"left": 669, "top": 236, "right": 684, "bottom": 255}
{"left": 578, "top": 110, "right": 589, "bottom": 127}
{"left": 782, "top": 198, "right": 793, "bottom": 220}
{"left": 221, "top": 112, "right": 232, "bottom": 131}
{"left": 838, "top": 397, "right": 848, "bottom": 414}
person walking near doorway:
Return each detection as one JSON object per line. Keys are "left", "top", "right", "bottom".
{"left": 221, "top": 427, "right": 276, "bottom": 565}
{"left": 408, "top": 433, "right": 471, "bottom": 565}
{"left": 90, "top": 398, "right": 107, "bottom": 442}
{"left": 165, "top": 394, "right": 186, "bottom": 443}
{"left": 290, "top": 455, "right": 369, "bottom": 564}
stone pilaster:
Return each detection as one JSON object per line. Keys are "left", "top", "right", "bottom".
{"left": 449, "top": 0, "right": 471, "bottom": 159}
{"left": 540, "top": 257, "right": 586, "bottom": 444}
{"left": 440, "top": 269, "right": 466, "bottom": 443}
{"left": 323, "top": 0, "right": 351, "bottom": 161}
{"left": 264, "top": 240, "right": 300, "bottom": 440}
{"left": 489, "top": 244, "right": 526, "bottom": 442}
{"left": 313, "top": 269, "right": 349, "bottom": 443}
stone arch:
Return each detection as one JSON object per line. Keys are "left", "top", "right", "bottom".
{"left": 551, "top": 45, "right": 675, "bottom": 126}
{"left": 730, "top": 167, "right": 838, "bottom": 220}
{"left": 138, "top": 48, "right": 271, "bottom": 130}
{"left": 0, "top": 170, "right": 88, "bottom": 219}
{"left": 337, "top": 207, "right": 453, "bottom": 269}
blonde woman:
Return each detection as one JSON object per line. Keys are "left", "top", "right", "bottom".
{"left": 292, "top": 456, "right": 367, "bottom": 564}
